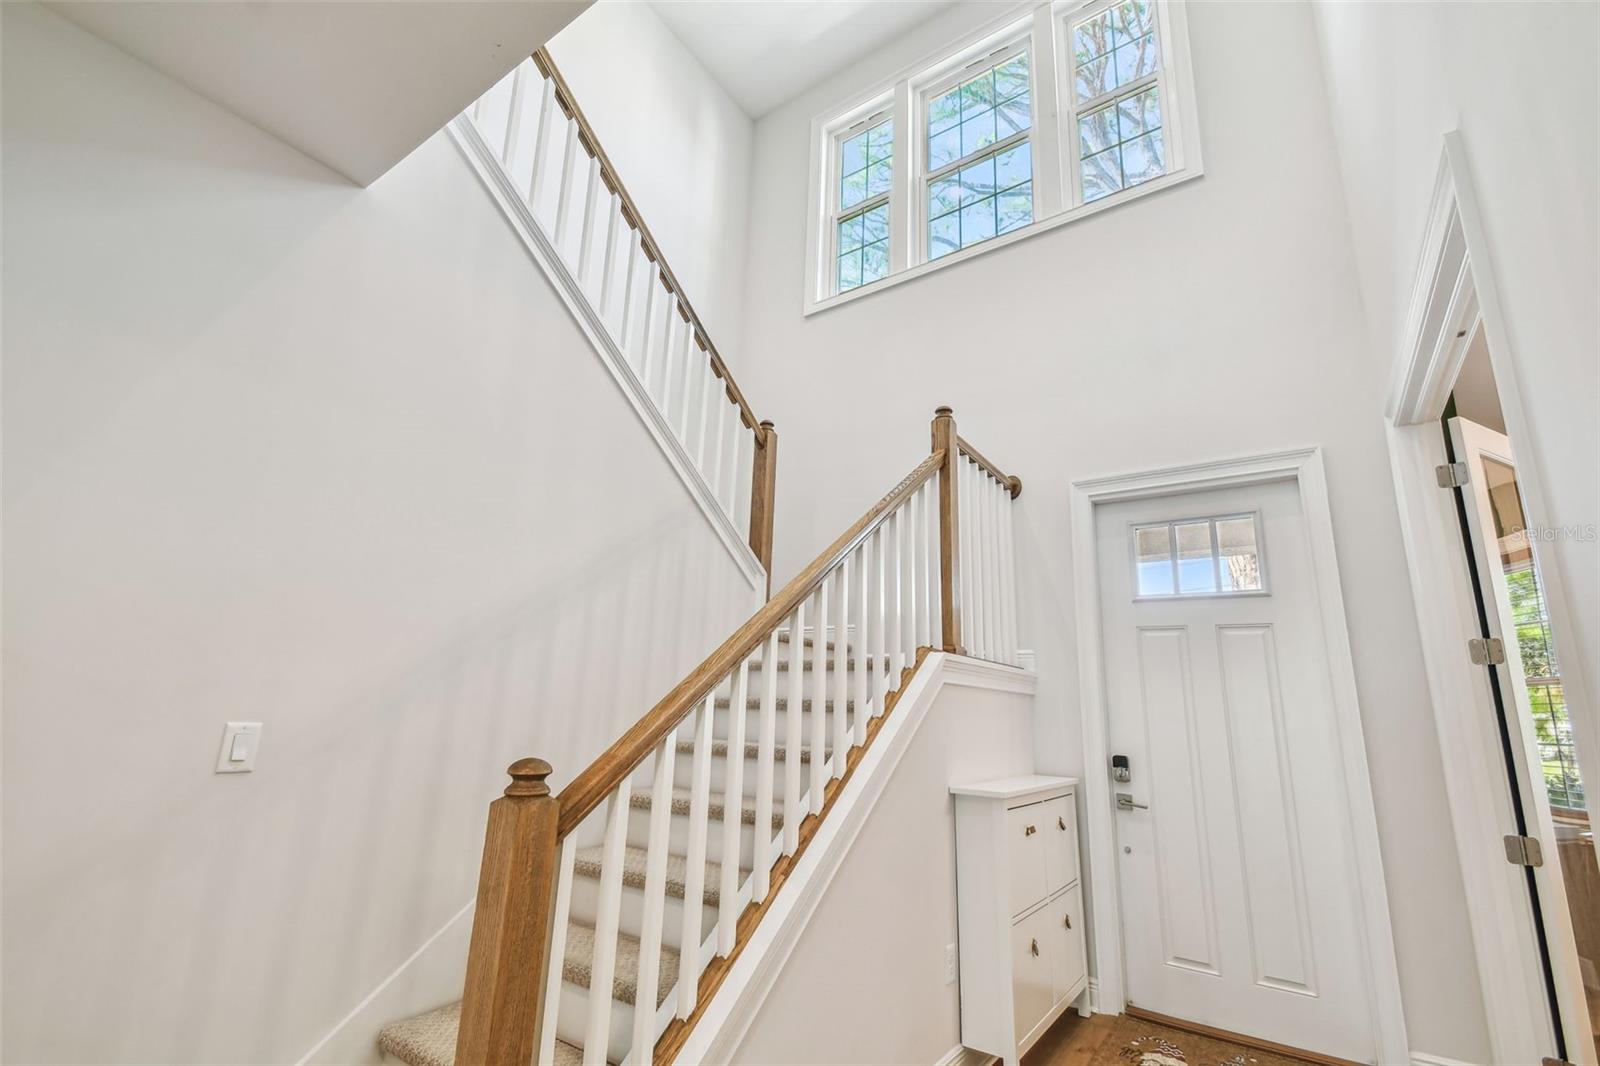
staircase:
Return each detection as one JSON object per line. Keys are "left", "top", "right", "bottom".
{"left": 378, "top": 49, "right": 1026, "bottom": 1066}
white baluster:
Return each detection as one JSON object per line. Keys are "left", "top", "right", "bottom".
{"left": 500, "top": 62, "right": 529, "bottom": 170}
{"left": 1002, "top": 492, "right": 1019, "bottom": 665}
{"left": 928, "top": 476, "right": 934, "bottom": 643}
{"left": 526, "top": 77, "right": 557, "bottom": 213}
{"left": 986, "top": 478, "right": 1001, "bottom": 663}
{"left": 639, "top": 268, "right": 661, "bottom": 391}
{"left": 719, "top": 659, "right": 750, "bottom": 955}
{"left": 631, "top": 727, "right": 678, "bottom": 1058}
{"left": 964, "top": 459, "right": 983, "bottom": 659}
{"left": 873, "top": 525, "right": 890, "bottom": 714}
{"left": 673, "top": 320, "right": 695, "bottom": 442}
{"left": 901, "top": 500, "right": 916, "bottom": 673}
{"left": 809, "top": 574, "right": 830, "bottom": 814}
{"left": 553, "top": 119, "right": 580, "bottom": 251}
{"left": 706, "top": 384, "right": 727, "bottom": 508}
{"left": 695, "top": 366, "right": 717, "bottom": 474}
{"left": 538, "top": 836, "right": 577, "bottom": 1066}
{"left": 582, "top": 777, "right": 634, "bottom": 1063}
{"left": 721, "top": 408, "right": 743, "bottom": 521}
{"left": 597, "top": 194, "right": 621, "bottom": 318}
{"left": 752, "top": 629, "right": 780, "bottom": 899}
{"left": 618, "top": 229, "right": 643, "bottom": 352}
{"left": 887, "top": 510, "right": 904, "bottom": 685}
{"left": 853, "top": 538, "right": 871, "bottom": 748}
{"left": 577, "top": 154, "right": 602, "bottom": 287}
{"left": 677, "top": 694, "right": 715, "bottom": 1019}
{"left": 782, "top": 600, "right": 806, "bottom": 854}
{"left": 658, "top": 305, "right": 682, "bottom": 423}
{"left": 833, "top": 554, "right": 852, "bottom": 777}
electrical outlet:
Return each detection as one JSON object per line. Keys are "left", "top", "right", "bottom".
{"left": 944, "top": 942, "right": 958, "bottom": 984}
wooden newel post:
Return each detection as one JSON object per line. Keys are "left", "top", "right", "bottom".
{"left": 749, "top": 420, "right": 778, "bottom": 595}
{"left": 931, "top": 406, "right": 963, "bottom": 654}
{"left": 456, "top": 758, "right": 561, "bottom": 1066}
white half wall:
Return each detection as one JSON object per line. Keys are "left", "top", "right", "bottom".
{"left": 0, "top": 5, "right": 760, "bottom": 1062}
{"left": 729, "top": 682, "right": 1036, "bottom": 1065}
{"left": 732, "top": 1, "right": 1490, "bottom": 1060}
{"left": 547, "top": 0, "right": 755, "bottom": 356}
{"left": 1310, "top": 0, "right": 1600, "bottom": 796}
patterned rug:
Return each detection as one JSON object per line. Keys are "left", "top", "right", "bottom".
{"left": 1097, "top": 1013, "right": 1316, "bottom": 1066}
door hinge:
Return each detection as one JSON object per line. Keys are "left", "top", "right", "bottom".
{"left": 1504, "top": 834, "right": 1545, "bottom": 868}
{"left": 1435, "top": 461, "right": 1469, "bottom": 487}
{"left": 1468, "top": 636, "right": 1507, "bottom": 666}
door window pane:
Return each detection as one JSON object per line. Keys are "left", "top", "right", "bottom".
{"left": 1216, "top": 517, "right": 1261, "bottom": 591}
{"left": 1133, "top": 514, "right": 1265, "bottom": 598}
{"left": 1135, "top": 525, "right": 1173, "bottom": 596}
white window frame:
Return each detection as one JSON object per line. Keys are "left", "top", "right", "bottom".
{"left": 1056, "top": 0, "right": 1190, "bottom": 209}
{"left": 913, "top": 33, "right": 1036, "bottom": 266}
{"left": 1128, "top": 511, "right": 1269, "bottom": 601}
{"left": 827, "top": 106, "right": 895, "bottom": 294}
{"left": 802, "top": 0, "right": 1203, "bottom": 316}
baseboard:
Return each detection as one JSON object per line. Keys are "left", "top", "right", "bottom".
{"left": 1087, "top": 976, "right": 1100, "bottom": 1013}
{"left": 934, "top": 1044, "right": 996, "bottom": 1066}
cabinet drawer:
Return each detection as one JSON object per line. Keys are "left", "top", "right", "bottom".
{"left": 1011, "top": 905, "right": 1054, "bottom": 1042}
{"left": 1049, "top": 883, "right": 1087, "bottom": 1003}
{"left": 1043, "top": 793, "right": 1079, "bottom": 894}
{"left": 1006, "top": 801, "right": 1048, "bottom": 917}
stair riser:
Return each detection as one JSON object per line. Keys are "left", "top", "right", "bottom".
{"left": 624, "top": 801, "right": 781, "bottom": 869}
{"left": 567, "top": 869, "right": 721, "bottom": 950}
{"left": 712, "top": 703, "right": 852, "bottom": 742}
{"left": 670, "top": 746, "right": 841, "bottom": 796}
{"left": 555, "top": 979, "right": 649, "bottom": 1066}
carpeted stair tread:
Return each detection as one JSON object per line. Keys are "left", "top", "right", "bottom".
{"left": 630, "top": 787, "right": 784, "bottom": 828}
{"left": 573, "top": 843, "right": 740, "bottom": 905}
{"left": 676, "top": 737, "right": 829, "bottom": 763}
{"left": 377, "top": 1001, "right": 587, "bottom": 1066}
{"left": 562, "top": 921, "right": 680, "bottom": 1007}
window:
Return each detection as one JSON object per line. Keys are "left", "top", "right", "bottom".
{"left": 833, "top": 115, "right": 893, "bottom": 293}
{"left": 806, "top": 0, "right": 1201, "bottom": 311}
{"left": 925, "top": 46, "right": 1034, "bottom": 259}
{"left": 1133, "top": 514, "right": 1263, "bottom": 597}
{"left": 1067, "top": 1, "right": 1167, "bottom": 202}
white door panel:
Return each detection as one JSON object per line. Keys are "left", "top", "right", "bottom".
{"left": 1098, "top": 480, "right": 1374, "bottom": 1061}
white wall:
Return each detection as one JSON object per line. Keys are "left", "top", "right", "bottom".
{"left": 0, "top": 5, "right": 759, "bottom": 1063}
{"left": 1310, "top": 1, "right": 1600, "bottom": 799}
{"left": 732, "top": 1, "right": 1491, "bottom": 1059}
{"left": 548, "top": 0, "right": 755, "bottom": 356}
{"left": 731, "top": 683, "right": 1036, "bottom": 1065}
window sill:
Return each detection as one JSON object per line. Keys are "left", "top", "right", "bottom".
{"left": 803, "top": 163, "right": 1203, "bottom": 317}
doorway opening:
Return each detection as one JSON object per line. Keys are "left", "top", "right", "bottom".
{"left": 1385, "top": 133, "right": 1598, "bottom": 1066}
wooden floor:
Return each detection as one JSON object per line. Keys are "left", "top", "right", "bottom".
{"left": 1021, "top": 1009, "right": 1328, "bottom": 1066}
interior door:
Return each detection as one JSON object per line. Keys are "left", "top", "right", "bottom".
{"left": 1450, "top": 415, "right": 1598, "bottom": 1064}
{"left": 1096, "top": 479, "right": 1374, "bottom": 1062}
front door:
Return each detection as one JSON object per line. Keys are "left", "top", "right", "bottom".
{"left": 1096, "top": 479, "right": 1375, "bottom": 1062}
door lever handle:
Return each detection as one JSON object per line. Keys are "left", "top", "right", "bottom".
{"left": 1116, "top": 793, "right": 1149, "bottom": 811}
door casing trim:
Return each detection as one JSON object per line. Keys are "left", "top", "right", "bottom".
{"left": 1068, "top": 445, "right": 1409, "bottom": 1066}
{"left": 1381, "top": 132, "right": 1598, "bottom": 1065}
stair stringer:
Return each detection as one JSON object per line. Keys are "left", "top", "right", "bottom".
{"left": 673, "top": 652, "right": 1037, "bottom": 1064}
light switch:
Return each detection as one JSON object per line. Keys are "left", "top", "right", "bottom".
{"left": 216, "top": 722, "right": 262, "bottom": 773}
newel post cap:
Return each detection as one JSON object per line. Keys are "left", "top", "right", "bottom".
{"left": 505, "top": 757, "right": 553, "bottom": 798}
{"left": 1008, "top": 475, "right": 1023, "bottom": 498}
{"left": 934, "top": 405, "right": 954, "bottom": 417}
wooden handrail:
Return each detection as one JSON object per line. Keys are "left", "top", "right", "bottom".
{"left": 532, "top": 47, "right": 763, "bottom": 439}
{"left": 555, "top": 448, "right": 945, "bottom": 838}
{"left": 957, "top": 435, "right": 1022, "bottom": 498}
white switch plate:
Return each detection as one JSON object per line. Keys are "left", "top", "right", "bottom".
{"left": 216, "top": 721, "right": 263, "bottom": 773}
{"left": 945, "top": 943, "right": 958, "bottom": 984}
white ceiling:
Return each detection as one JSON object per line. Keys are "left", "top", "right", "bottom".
{"left": 50, "top": 1, "right": 590, "bottom": 185}
{"left": 649, "top": 0, "right": 959, "bottom": 118}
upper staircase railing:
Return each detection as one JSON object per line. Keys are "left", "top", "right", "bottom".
{"left": 453, "top": 407, "right": 1022, "bottom": 1066}
{"left": 459, "top": 48, "right": 777, "bottom": 579}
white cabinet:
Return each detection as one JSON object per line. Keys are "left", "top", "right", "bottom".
{"left": 952, "top": 776, "right": 1088, "bottom": 1064}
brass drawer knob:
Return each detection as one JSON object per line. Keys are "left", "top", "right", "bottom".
{"left": 1030, "top": 938, "right": 1039, "bottom": 957}
{"left": 1064, "top": 913, "right": 1072, "bottom": 929}
{"left": 1058, "top": 816, "right": 1066, "bottom": 831}
{"left": 1024, "top": 825, "right": 1037, "bottom": 836}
